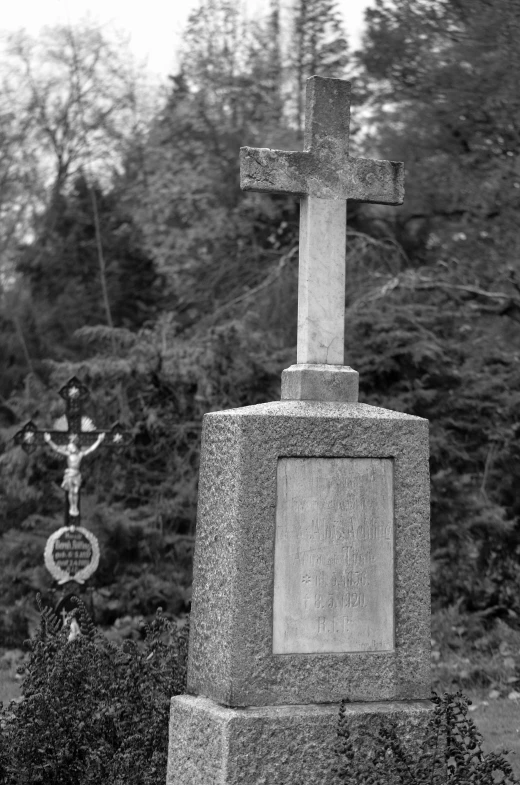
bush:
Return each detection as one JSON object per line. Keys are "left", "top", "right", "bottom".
{"left": 335, "top": 690, "right": 518, "bottom": 784}
{"left": 0, "top": 597, "right": 188, "bottom": 785}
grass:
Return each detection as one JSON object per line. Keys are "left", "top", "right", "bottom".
{"left": 430, "top": 607, "right": 520, "bottom": 779}
{"left": 431, "top": 608, "right": 520, "bottom": 695}
{"left": 0, "top": 649, "right": 24, "bottom": 705}
{"left": 466, "top": 689, "right": 520, "bottom": 777}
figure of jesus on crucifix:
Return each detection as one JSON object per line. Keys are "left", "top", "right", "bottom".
{"left": 44, "top": 432, "right": 105, "bottom": 517}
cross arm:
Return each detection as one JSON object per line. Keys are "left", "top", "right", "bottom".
{"left": 14, "top": 421, "right": 47, "bottom": 454}
{"left": 345, "top": 156, "right": 404, "bottom": 205}
{"left": 240, "top": 146, "right": 359, "bottom": 199}
{"left": 240, "top": 147, "right": 311, "bottom": 196}
{"left": 46, "top": 430, "right": 101, "bottom": 450}
{"left": 14, "top": 420, "right": 131, "bottom": 454}
{"left": 56, "top": 422, "right": 131, "bottom": 451}
{"left": 240, "top": 146, "right": 404, "bottom": 204}
{"left": 104, "top": 422, "right": 132, "bottom": 450}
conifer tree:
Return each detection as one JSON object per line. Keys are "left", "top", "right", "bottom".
{"left": 123, "top": 0, "right": 300, "bottom": 326}
{"left": 358, "top": 0, "right": 520, "bottom": 263}
{"left": 289, "top": 0, "right": 349, "bottom": 138}
{"left": 17, "top": 175, "right": 159, "bottom": 356}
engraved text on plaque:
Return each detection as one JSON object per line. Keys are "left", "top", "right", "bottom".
{"left": 273, "top": 457, "right": 394, "bottom": 654}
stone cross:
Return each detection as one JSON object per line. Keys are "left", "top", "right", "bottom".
{"left": 241, "top": 76, "right": 404, "bottom": 385}
{"left": 14, "top": 376, "right": 131, "bottom": 523}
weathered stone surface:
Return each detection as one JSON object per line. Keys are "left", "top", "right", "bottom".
{"left": 273, "top": 457, "right": 395, "bottom": 655}
{"left": 167, "top": 694, "right": 434, "bottom": 785}
{"left": 304, "top": 75, "right": 351, "bottom": 154}
{"left": 187, "top": 400, "right": 430, "bottom": 707}
{"left": 240, "top": 76, "right": 404, "bottom": 204}
{"left": 281, "top": 363, "right": 359, "bottom": 402}
{"left": 240, "top": 146, "right": 404, "bottom": 203}
{"left": 298, "top": 196, "right": 346, "bottom": 363}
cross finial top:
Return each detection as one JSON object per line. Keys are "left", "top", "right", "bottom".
{"left": 304, "top": 76, "right": 351, "bottom": 157}
{"left": 60, "top": 376, "right": 89, "bottom": 404}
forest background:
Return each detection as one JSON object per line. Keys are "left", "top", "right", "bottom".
{"left": 0, "top": 0, "right": 520, "bottom": 690}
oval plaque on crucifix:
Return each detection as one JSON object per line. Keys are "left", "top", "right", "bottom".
{"left": 44, "top": 526, "right": 100, "bottom": 585}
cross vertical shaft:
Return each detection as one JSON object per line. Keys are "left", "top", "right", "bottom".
{"left": 298, "top": 196, "right": 346, "bottom": 364}
{"left": 298, "top": 77, "right": 350, "bottom": 365}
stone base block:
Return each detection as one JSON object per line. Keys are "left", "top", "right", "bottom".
{"left": 281, "top": 363, "right": 359, "bottom": 402}
{"left": 167, "top": 694, "right": 433, "bottom": 785}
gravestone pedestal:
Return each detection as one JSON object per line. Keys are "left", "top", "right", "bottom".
{"left": 169, "top": 696, "right": 432, "bottom": 785}
{"left": 281, "top": 363, "right": 359, "bottom": 403}
{"left": 167, "top": 401, "right": 432, "bottom": 784}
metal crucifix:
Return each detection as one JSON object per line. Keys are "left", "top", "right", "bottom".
{"left": 14, "top": 376, "right": 131, "bottom": 525}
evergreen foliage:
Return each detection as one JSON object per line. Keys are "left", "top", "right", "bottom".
{"left": 355, "top": 0, "right": 520, "bottom": 624}
{"left": 0, "top": 0, "right": 519, "bottom": 649}
{"left": 344, "top": 290, "right": 520, "bottom": 619}
{"left": 17, "top": 176, "right": 160, "bottom": 356}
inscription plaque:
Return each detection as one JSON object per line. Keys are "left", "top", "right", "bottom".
{"left": 273, "top": 457, "right": 394, "bottom": 654}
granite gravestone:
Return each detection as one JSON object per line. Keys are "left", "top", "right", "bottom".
{"left": 167, "top": 76, "right": 432, "bottom": 785}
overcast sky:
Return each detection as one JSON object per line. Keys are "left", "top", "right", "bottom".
{"left": 0, "top": 0, "right": 374, "bottom": 79}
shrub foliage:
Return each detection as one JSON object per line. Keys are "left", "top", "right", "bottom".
{"left": 0, "top": 597, "right": 188, "bottom": 785}
{"left": 335, "top": 691, "right": 519, "bottom": 784}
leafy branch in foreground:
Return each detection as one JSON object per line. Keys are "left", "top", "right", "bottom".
{"left": 335, "top": 690, "right": 518, "bottom": 785}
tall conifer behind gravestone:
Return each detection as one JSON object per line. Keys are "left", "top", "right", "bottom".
{"left": 17, "top": 175, "right": 159, "bottom": 355}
